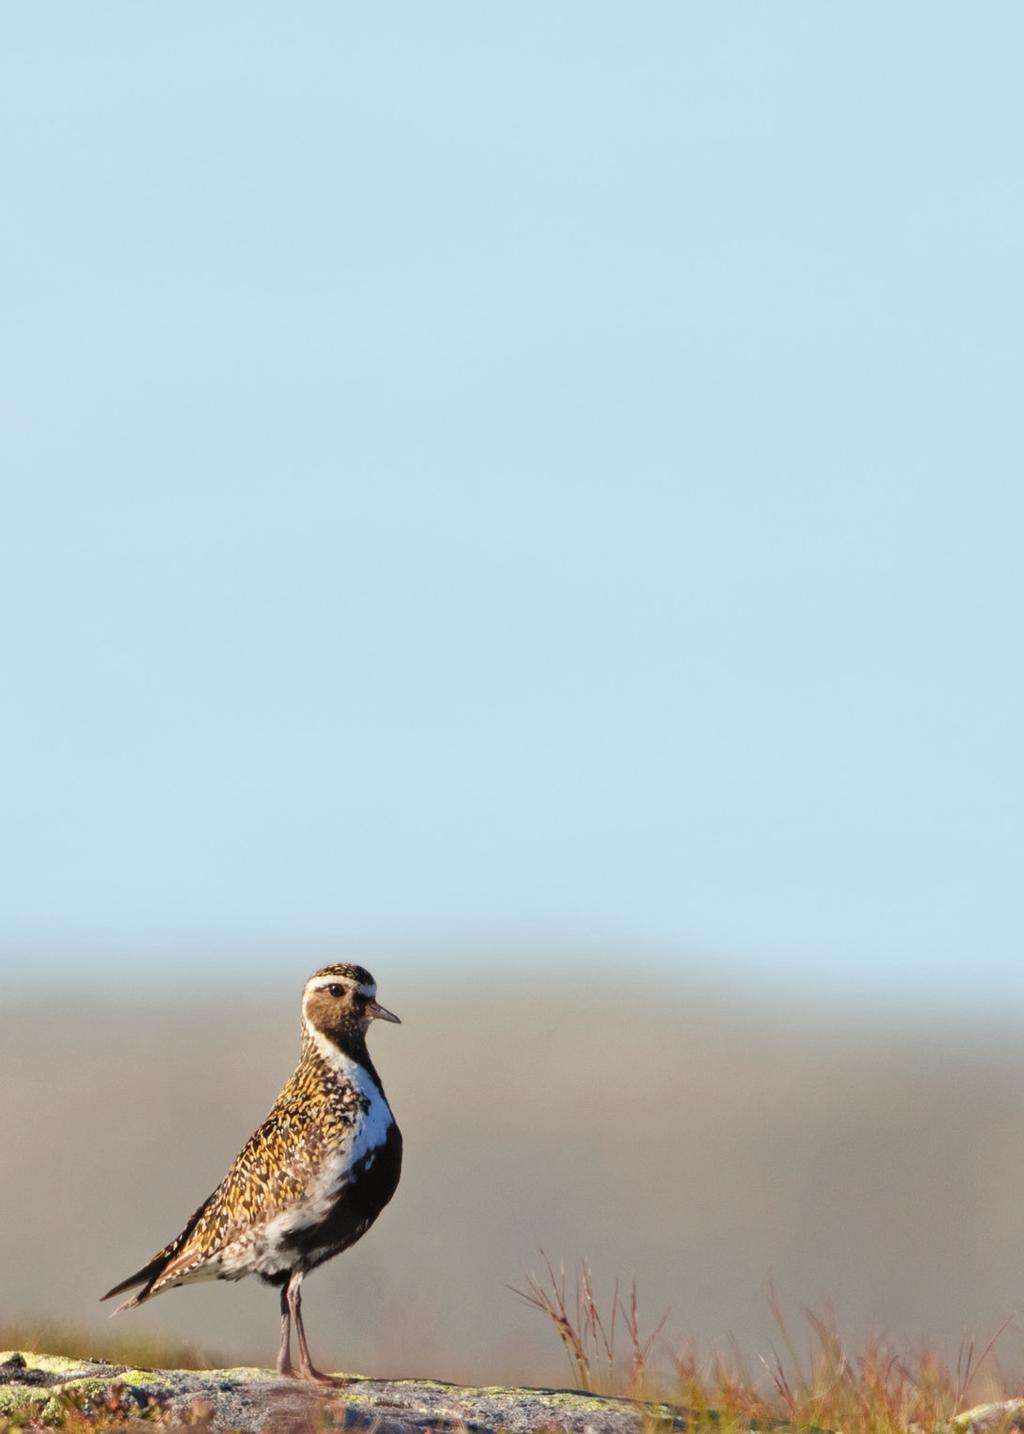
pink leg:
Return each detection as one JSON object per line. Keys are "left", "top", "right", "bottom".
{"left": 287, "top": 1269, "right": 345, "bottom": 1386}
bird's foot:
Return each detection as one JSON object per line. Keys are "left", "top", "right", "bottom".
{"left": 298, "top": 1365, "right": 348, "bottom": 1386}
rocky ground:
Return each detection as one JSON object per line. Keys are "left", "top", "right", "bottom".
{"left": 0, "top": 1352, "right": 688, "bottom": 1432}
{"left": 4, "top": 1352, "right": 1021, "bottom": 1433}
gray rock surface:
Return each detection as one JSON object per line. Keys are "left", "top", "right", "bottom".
{"left": 0, "top": 1352, "right": 689, "bottom": 1432}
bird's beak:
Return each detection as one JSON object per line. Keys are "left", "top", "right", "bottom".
{"left": 367, "top": 1000, "right": 401, "bottom": 1024}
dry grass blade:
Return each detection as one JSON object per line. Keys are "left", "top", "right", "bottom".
{"left": 515, "top": 1260, "right": 1023, "bottom": 1432}
{"left": 510, "top": 1255, "right": 669, "bottom": 1395}
{"left": 508, "top": 1253, "right": 592, "bottom": 1389}
{"left": 620, "top": 1280, "right": 669, "bottom": 1392}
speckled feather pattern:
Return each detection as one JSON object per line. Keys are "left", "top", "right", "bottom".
{"left": 113, "top": 964, "right": 400, "bottom": 1304}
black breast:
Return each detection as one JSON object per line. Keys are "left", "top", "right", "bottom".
{"left": 297, "top": 1120, "right": 403, "bottom": 1273}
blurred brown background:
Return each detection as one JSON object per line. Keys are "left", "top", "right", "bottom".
{"left": 4, "top": 971, "right": 1023, "bottom": 1385}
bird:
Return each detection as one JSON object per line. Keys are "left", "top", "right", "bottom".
{"left": 101, "top": 963, "right": 403, "bottom": 1384}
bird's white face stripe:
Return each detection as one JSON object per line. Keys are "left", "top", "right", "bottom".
{"left": 305, "top": 976, "right": 377, "bottom": 1000}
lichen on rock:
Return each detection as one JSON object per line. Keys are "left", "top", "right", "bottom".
{"left": 0, "top": 1351, "right": 691, "bottom": 1432}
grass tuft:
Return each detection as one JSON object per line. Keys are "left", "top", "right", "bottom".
{"left": 513, "top": 1259, "right": 1020, "bottom": 1431}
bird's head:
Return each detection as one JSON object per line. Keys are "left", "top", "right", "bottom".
{"left": 302, "top": 964, "right": 400, "bottom": 1051}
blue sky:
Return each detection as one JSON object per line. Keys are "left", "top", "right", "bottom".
{"left": 3, "top": 4, "right": 1022, "bottom": 1004}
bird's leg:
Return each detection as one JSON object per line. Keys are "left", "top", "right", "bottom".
{"left": 275, "top": 1283, "right": 294, "bottom": 1378}
{"left": 288, "top": 1269, "right": 344, "bottom": 1386}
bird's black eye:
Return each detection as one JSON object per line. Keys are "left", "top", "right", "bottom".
{"left": 328, "top": 984, "right": 344, "bottom": 998}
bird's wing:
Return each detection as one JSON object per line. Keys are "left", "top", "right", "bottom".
{"left": 105, "top": 1100, "right": 334, "bottom": 1308}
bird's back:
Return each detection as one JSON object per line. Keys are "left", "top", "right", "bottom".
{"left": 104, "top": 1043, "right": 400, "bottom": 1306}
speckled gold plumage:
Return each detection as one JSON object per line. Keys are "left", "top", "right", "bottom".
{"left": 102, "top": 962, "right": 403, "bottom": 1362}
{"left": 131, "top": 1047, "right": 370, "bottom": 1292}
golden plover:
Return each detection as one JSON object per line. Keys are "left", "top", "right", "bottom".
{"left": 102, "top": 963, "right": 402, "bottom": 1384}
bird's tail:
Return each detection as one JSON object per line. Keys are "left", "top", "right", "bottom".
{"left": 100, "top": 1253, "right": 170, "bottom": 1314}
{"left": 101, "top": 1193, "right": 211, "bottom": 1314}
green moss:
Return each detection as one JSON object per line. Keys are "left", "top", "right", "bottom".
{"left": 952, "top": 1403, "right": 1024, "bottom": 1431}
{"left": 191, "top": 1365, "right": 282, "bottom": 1383}
{"left": 55, "top": 1369, "right": 171, "bottom": 1394}
{"left": 39, "top": 1388, "right": 95, "bottom": 1426}
{"left": 0, "top": 1384, "right": 43, "bottom": 1419}
{"left": 423, "top": 1383, "right": 628, "bottom": 1410}
{"left": 0, "top": 1355, "right": 178, "bottom": 1427}
{"left": 386, "top": 1377, "right": 456, "bottom": 1391}
{"left": 541, "top": 1393, "right": 629, "bottom": 1410}
{"left": 121, "top": 1368, "right": 172, "bottom": 1388}
{"left": 0, "top": 1351, "right": 89, "bottom": 1376}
